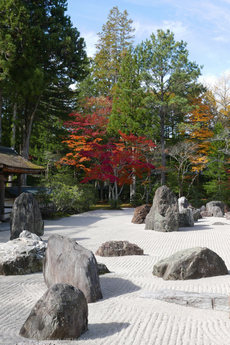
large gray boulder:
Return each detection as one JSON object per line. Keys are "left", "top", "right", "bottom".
{"left": 206, "top": 201, "right": 224, "bottom": 217}
{"left": 153, "top": 247, "right": 228, "bottom": 280}
{"left": 10, "top": 192, "right": 44, "bottom": 240}
{"left": 0, "top": 230, "right": 47, "bottom": 275}
{"left": 95, "top": 240, "right": 144, "bottom": 256}
{"left": 43, "top": 234, "right": 102, "bottom": 303}
{"left": 20, "top": 283, "right": 88, "bottom": 340}
{"left": 145, "top": 185, "right": 179, "bottom": 232}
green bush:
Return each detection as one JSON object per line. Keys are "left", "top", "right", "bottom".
{"left": 109, "top": 198, "right": 122, "bottom": 209}
{"left": 37, "top": 174, "right": 97, "bottom": 215}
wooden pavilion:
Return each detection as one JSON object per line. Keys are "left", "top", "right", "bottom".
{"left": 0, "top": 146, "right": 44, "bottom": 221}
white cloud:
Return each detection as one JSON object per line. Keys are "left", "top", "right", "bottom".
{"left": 199, "top": 74, "right": 219, "bottom": 87}
{"left": 213, "top": 35, "right": 229, "bottom": 42}
{"left": 82, "top": 31, "right": 98, "bottom": 57}
{"left": 133, "top": 20, "right": 189, "bottom": 41}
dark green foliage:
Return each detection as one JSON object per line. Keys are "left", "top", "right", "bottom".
{"left": 109, "top": 47, "right": 152, "bottom": 138}
{"left": 0, "top": 0, "right": 88, "bottom": 159}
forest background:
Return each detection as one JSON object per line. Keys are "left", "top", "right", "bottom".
{"left": 1, "top": 0, "right": 230, "bottom": 214}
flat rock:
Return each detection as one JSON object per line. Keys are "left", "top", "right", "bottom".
{"left": 0, "top": 230, "right": 47, "bottom": 275}
{"left": 95, "top": 240, "right": 144, "bottom": 256}
{"left": 20, "top": 283, "right": 88, "bottom": 340}
{"left": 153, "top": 247, "right": 228, "bottom": 280}
{"left": 141, "top": 289, "right": 229, "bottom": 312}
{"left": 43, "top": 234, "right": 102, "bottom": 303}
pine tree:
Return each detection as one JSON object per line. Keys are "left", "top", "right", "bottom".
{"left": 137, "top": 29, "right": 203, "bottom": 184}
{"left": 93, "top": 6, "right": 135, "bottom": 96}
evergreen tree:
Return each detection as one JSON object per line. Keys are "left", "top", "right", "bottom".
{"left": 137, "top": 29, "right": 203, "bottom": 184}
{"left": 0, "top": 0, "right": 88, "bottom": 162}
{"left": 109, "top": 48, "right": 152, "bottom": 138}
{"left": 93, "top": 6, "right": 135, "bottom": 96}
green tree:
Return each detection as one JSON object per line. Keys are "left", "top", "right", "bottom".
{"left": 93, "top": 6, "right": 135, "bottom": 96}
{"left": 109, "top": 48, "right": 152, "bottom": 137}
{"left": 203, "top": 123, "right": 230, "bottom": 201}
{"left": 0, "top": 0, "right": 88, "bottom": 161}
{"left": 137, "top": 29, "right": 203, "bottom": 184}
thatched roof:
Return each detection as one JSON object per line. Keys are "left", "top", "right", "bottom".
{"left": 0, "top": 147, "right": 44, "bottom": 174}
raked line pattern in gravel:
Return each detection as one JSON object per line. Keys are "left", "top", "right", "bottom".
{"left": 1, "top": 208, "right": 230, "bottom": 345}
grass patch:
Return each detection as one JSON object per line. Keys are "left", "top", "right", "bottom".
{"left": 89, "top": 202, "right": 134, "bottom": 211}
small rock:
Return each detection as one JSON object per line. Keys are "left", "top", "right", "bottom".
{"left": 131, "top": 204, "right": 150, "bottom": 224}
{"left": 97, "top": 263, "right": 110, "bottom": 275}
{"left": 95, "top": 241, "right": 144, "bottom": 257}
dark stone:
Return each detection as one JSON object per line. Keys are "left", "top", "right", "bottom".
{"left": 20, "top": 283, "right": 88, "bottom": 340}
{"left": 10, "top": 193, "right": 44, "bottom": 240}
{"left": 153, "top": 247, "right": 228, "bottom": 280}
{"left": 224, "top": 203, "right": 230, "bottom": 214}
{"left": 145, "top": 185, "right": 179, "bottom": 232}
{"left": 131, "top": 204, "right": 150, "bottom": 224}
{"left": 193, "top": 209, "right": 202, "bottom": 221}
{"left": 43, "top": 234, "right": 102, "bottom": 303}
{"left": 0, "top": 231, "right": 46, "bottom": 275}
{"left": 97, "top": 263, "right": 110, "bottom": 275}
{"left": 206, "top": 201, "right": 224, "bottom": 217}
{"left": 95, "top": 240, "right": 144, "bottom": 257}
{"left": 179, "top": 208, "right": 194, "bottom": 227}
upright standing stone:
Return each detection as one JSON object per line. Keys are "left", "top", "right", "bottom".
{"left": 10, "top": 193, "right": 44, "bottom": 240}
{"left": 145, "top": 185, "right": 179, "bottom": 232}
{"left": 43, "top": 234, "right": 102, "bottom": 303}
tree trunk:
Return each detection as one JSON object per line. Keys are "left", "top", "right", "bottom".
{"left": 160, "top": 110, "right": 166, "bottom": 185}
{"left": 11, "top": 100, "right": 17, "bottom": 149}
{"left": 21, "top": 95, "right": 42, "bottom": 185}
{"left": 130, "top": 175, "right": 136, "bottom": 202}
{"left": 0, "top": 88, "right": 2, "bottom": 144}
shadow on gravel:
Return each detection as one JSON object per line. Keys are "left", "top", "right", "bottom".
{"left": 80, "top": 322, "right": 130, "bottom": 340}
{"left": 179, "top": 223, "right": 212, "bottom": 232}
{"left": 100, "top": 275, "right": 141, "bottom": 299}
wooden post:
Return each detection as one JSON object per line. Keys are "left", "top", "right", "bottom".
{"left": 18, "top": 174, "right": 22, "bottom": 196}
{"left": 0, "top": 173, "right": 5, "bottom": 221}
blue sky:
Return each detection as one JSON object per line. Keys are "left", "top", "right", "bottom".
{"left": 66, "top": 0, "right": 230, "bottom": 85}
